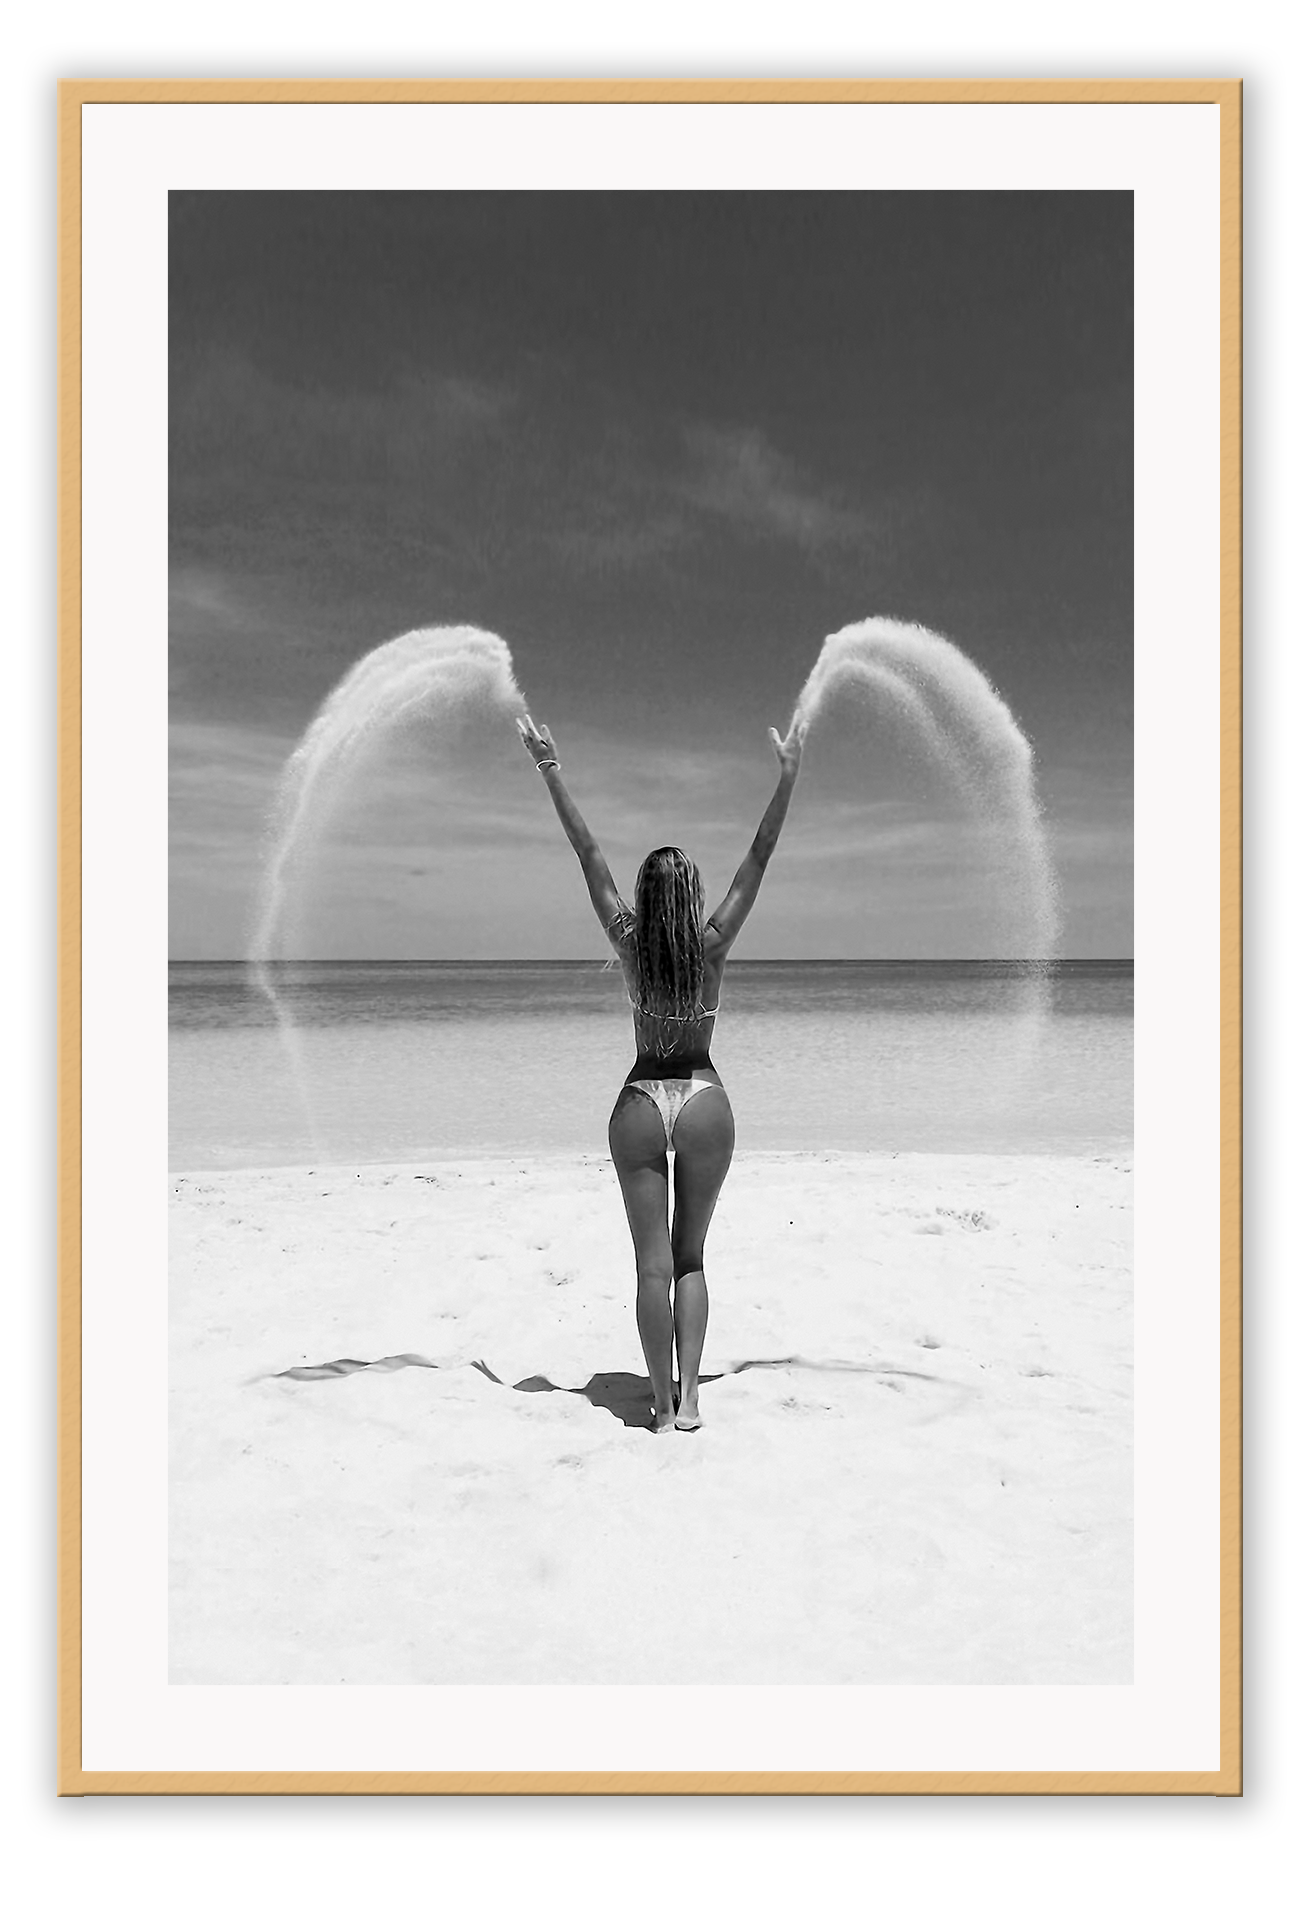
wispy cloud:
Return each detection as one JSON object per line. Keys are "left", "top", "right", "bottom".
{"left": 172, "top": 342, "right": 895, "bottom": 612}
{"left": 537, "top": 415, "right": 891, "bottom": 580}
{"left": 1047, "top": 820, "right": 1134, "bottom": 869}
{"left": 174, "top": 352, "right": 513, "bottom": 478}
{"left": 679, "top": 423, "right": 874, "bottom": 553}
{"left": 169, "top": 563, "right": 287, "bottom": 653}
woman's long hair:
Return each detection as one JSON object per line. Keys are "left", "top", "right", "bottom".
{"left": 629, "top": 846, "right": 706, "bottom": 1018}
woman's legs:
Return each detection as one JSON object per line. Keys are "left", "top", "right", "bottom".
{"left": 609, "top": 1089, "right": 676, "bottom": 1429}
{"left": 670, "top": 1088, "right": 735, "bottom": 1426}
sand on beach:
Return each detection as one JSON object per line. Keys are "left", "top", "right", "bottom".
{"left": 169, "top": 1151, "right": 1131, "bottom": 1685}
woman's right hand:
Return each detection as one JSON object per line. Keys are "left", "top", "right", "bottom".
{"left": 768, "top": 720, "right": 806, "bottom": 778}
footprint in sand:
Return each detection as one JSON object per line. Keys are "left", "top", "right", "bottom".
{"left": 938, "top": 1207, "right": 997, "bottom": 1232}
{"left": 732, "top": 1357, "right": 973, "bottom": 1430}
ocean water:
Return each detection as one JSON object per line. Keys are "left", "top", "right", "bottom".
{"left": 169, "top": 961, "right": 1132, "bottom": 1169}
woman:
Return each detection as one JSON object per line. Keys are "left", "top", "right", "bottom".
{"left": 517, "top": 712, "right": 804, "bottom": 1433}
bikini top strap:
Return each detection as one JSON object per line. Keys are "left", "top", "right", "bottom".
{"left": 627, "top": 998, "right": 720, "bottom": 1024}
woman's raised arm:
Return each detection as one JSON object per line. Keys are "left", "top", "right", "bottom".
{"left": 706, "top": 722, "right": 805, "bottom": 952}
{"left": 517, "top": 716, "right": 623, "bottom": 936}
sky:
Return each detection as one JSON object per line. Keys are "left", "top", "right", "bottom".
{"left": 169, "top": 190, "right": 1132, "bottom": 959}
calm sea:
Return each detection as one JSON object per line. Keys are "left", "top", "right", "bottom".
{"left": 168, "top": 960, "right": 1132, "bottom": 1169}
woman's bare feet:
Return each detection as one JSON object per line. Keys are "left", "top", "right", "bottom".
{"left": 650, "top": 1399, "right": 677, "bottom": 1434}
{"left": 675, "top": 1387, "right": 701, "bottom": 1431}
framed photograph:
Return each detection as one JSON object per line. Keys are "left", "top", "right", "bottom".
{"left": 58, "top": 79, "right": 1241, "bottom": 1796}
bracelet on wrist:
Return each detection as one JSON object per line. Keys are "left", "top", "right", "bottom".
{"left": 537, "top": 758, "right": 561, "bottom": 773}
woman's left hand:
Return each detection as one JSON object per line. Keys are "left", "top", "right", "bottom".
{"left": 517, "top": 715, "right": 560, "bottom": 770}
{"left": 768, "top": 720, "right": 806, "bottom": 777}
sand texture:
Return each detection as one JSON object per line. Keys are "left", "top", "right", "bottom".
{"left": 170, "top": 1152, "right": 1131, "bottom": 1684}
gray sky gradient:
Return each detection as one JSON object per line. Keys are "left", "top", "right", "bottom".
{"left": 169, "top": 191, "right": 1132, "bottom": 958}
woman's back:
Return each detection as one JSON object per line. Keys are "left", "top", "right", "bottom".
{"left": 619, "top": 932, "right": 724, "bottom": 1069}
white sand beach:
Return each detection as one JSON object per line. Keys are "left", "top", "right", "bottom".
{"left": 170, "top": 1151, "right": 1131, "bottom": 1685}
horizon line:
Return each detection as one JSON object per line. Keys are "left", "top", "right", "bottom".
{"left": 168, "top": 954, "right": 1135, "bottom": 967}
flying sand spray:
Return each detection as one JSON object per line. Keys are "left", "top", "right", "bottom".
{"left": 249, "top": 626, "right": 530, "bottom": 1153}
{"left": 791, "top": 617, "right": 1060, "bottom": 959}
{"left": 251, "top": 625, "right": 529, "bottom": 973}
{"left": 789, "top": 616, "right": 1060, "bottom": 1082}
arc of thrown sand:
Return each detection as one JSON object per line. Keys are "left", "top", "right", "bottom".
{"left": 251, "top": 625, "right": 529, "bottom": 969}
{"left": 791, "top": 617, "right": 1059, "bottom": 958}
{"left": 795, "top": 654, "right": 985, "bottom": 812}
{"left": 800, "top": 654, "right": 1053, "bottom": 979}
{"left": 795, "top": 619, "right": 1034, "bottom": 794}
{"left": 248, "top": 626, "right": 532, "bottom": 1159}
{"left": 792, "top": 649, "right": 1045, "bottom": 947}
{"left": 795, "top": 622, "right": 1039, "bottom": 836}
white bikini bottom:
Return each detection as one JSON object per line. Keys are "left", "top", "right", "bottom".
{"left": 626, "top": 1077, "right": 722, "bottom": 1150}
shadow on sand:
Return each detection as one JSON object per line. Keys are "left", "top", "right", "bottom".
{"left": 269, "top": 1352, "right": 945, "bottom": 1433}
{"left": 484, "top": 1366, "right": 726, "bottom": 1432}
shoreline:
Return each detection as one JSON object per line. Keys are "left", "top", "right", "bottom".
{"left": 171, "top": 1142, "right": 1134, "bottom": 1179}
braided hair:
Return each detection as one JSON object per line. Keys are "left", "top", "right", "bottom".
{"left": 629, "top": 847, "right": 706, "bottom": 1019}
